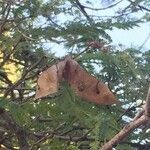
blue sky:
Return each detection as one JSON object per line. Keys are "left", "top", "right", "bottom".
{"left": 47, "top": 0, "right": 150, "bottom": 56}
{"left": 52, "top": 24, "right": 150, "bottom": 57}
{"left": 51, "top": 23, "right": 150, "bottom": 57}
{"left": 108, "top": 22, "right": 150, "bottom": 50}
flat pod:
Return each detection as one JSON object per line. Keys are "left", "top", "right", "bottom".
{"left": 35, "top": 58, "right": 118, "bottom": 105}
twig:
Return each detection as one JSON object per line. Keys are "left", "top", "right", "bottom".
{"left": 10, "top": 94, "right": 35, "bottom": 105}
{"left": 117, "top": 102, "right": 144, "bottom": 122}
{"left": 13, "top": 22, "right": 37, "bottom": 41}
{"left": 82, "top": 0, "right": 123, "bottom": 11}
{"left": 53, "top": 133, "right": 93, "bottom": 142}
{"left": 4, "top": 57, "right": 45, "bottom": 97}
{"left": 30, "top": 122, "right": 66, "bottom": 150}
{"left": 139, "top": 32, "right": 150, "bottom": 51}
{"left": 0, "top": 71, "right": 13, "bottom": 85}
{"left": 0, "top": 37, "right": 21, "bottom": 67}
{"left": 2, "top": 141, "right": 18, "bottom": 150}
{"left": 0, "top": 3, "right": 11, "bottom": 35}
{"left": 33, "top": 128, "right": 93, "bottom": 143}
{"left": 132, "top": 109, "right": 144, "bottom": 121}
{"left": 73, "top": 45, "right": 91, "bottom": 59}
{"left": 117, "top": 103, "right": 134, "bottom": 122}
{"left": 35, "top": 116, "right": 52, "bottom": 122}
{"left": 120, "top": 141, "right": 150, "bottom": 149}
{"left": 60, "top": 125, "right": 86, "bottom": 136}
{"left": 128, "top": 0, "right": 150, "bottom": 12}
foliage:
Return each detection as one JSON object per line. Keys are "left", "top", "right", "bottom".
{"left": 0, "top": 0, "right": 150, "bottom": 149}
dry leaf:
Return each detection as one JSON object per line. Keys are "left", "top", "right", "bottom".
{"left": 35, "top": 57, "right": 118, "bottom": 105}
{"left": 63, "top": 59, "right": 118, "bottom": 105}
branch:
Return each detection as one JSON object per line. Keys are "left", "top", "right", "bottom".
{"left": 82, "top": 0, "right": 123, "bottom": 11}
{"left": 101, "top": 115, "right": 148, "bottom": 150}
{"left": 74, "top": 0, "right": 94, "bottom": 24}
{"left": 101, "top": 86, "right": 150, "bottom": 150}
{"left": 145, "top": 86, "right": 150, "bottom": 117}
{"left": 0, "top": 107, "right": 29, "bottom": 150}
{"left": 128, "top": 0, "right": 150, "bottom": 12}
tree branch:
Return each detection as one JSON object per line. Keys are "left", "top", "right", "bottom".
{"left": 101, "top": 86, "right": 150, "bottom": 150}
{"left": 0, "top": 107, "right": 29, "bottom": 150}
{"left": 74, "top": 0, "right": 94, "bottom": 24}
{"left": 101, "top": 115, "right": 148, "bottom": 150}
{"left": 0, "top": 3, "right": 11, "bottom": 35}
{"left": 145, "top": 86, "right": 150, "bottom": 117}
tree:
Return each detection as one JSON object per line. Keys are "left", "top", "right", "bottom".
{"left": 0, "top": 0, "right": 150, "bottom": 149}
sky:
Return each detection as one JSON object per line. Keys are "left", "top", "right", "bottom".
{"left": 51, "top": 22, "right": 150, "bottom": 57}
{"left": 108, "top": 22, "right": 150, "bottom": 49}
{"left": 48, "top": 0, "right": 150, "bottom": 57}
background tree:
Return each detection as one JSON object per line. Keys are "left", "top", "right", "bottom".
{"left": 0, "top": 0, "right": 150, "bottom": 149}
